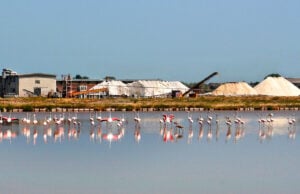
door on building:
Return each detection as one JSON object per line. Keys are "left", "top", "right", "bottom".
{"left": 34, "top": 87, "right": 41, "bottom": 96}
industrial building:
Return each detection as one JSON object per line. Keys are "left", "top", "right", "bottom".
{"left": 56, "top": 75, "right": 102, "bottom": 98}
{"left": 2, "top": 67, "right": 299, "bottom": 98}
{"left": 0, "top": 69, "right": 56, "bottom": 97}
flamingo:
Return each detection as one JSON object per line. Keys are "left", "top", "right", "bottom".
{"left": 22, "top": 113, "right": 29, "bottom": 123}
{"left": 100, "top": 112, "right": 120, "bottom": 123}
{"left": 163, "top": 114, "right": 174, "bottom": 123}
{"left": 33, "top": 114, "right": 38, "bottom": 125}
{"left": 89, "top": 113, "right": 95, "bottom": 126}
{"left": 198, "top": 115, "right": 204, "bottom": 126}
{"left": 43, "top": 117, "right": 48, "bottom": 126}
{"left": 174, "top": 122, "right": 184, "bottom": 140}
{"left": 90, "top": 118, "right": 95, "bottom": 126}
{"left": 6, "top": 113, "right": 12, "bottom": 124}
{"left": 187, "top": 111, "right": 194, "bottom": 125}
{"left": 134, "top": 112, "right": 141, "bottom": 123}
{"left": 96, "top": 112, "right": 102, "bottom": 122}
{"left": 47, "top": 113, "right": 52, "bottom": 124}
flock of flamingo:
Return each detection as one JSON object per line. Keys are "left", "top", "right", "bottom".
{"left": 0, "top": 111, "right": 297, "bottom": 145}
{"left": 159, "top": 111, "right": 297, "bottom": 143}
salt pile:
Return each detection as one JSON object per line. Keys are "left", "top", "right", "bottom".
{"left": 254, "top": 77, "right": 300, "bottom": 96}
{"left": 212, "top": 82, "right": 257, "bottom": 96}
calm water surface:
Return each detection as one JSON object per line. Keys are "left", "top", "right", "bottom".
{"left": 0, "top": 111, "right": 299, "bottom": 194}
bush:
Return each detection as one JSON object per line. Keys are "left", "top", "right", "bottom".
{"left": 22, "top": 105, "right": 34, "bottom": 112}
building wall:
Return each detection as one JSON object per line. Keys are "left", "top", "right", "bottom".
{"left": 0, "top": 75, "right": 19, "bottom": 97}
{"left": 56, "top": 79, "right": 101, "bottom": 97}
{"left": 18, "top": 76, "right": 56, "bottom": 97}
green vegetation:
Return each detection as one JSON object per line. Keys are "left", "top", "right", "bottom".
{"left": 0, "top": 96, "right": 299, "bottom": 112}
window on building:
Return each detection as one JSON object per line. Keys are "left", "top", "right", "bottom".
{"left": 35, "top": 80, "right": 40, "bottom": 84}
{"left": 79, "top": 85, "right": 87, "bottom": 91}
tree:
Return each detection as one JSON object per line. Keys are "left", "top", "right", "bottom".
{"left": 264, "top": 73, "right": 281, "bottom": 79}
{"left": 104, "top": 76, "right": 116, "bottom": 81}
{"left": 73, "top": 74, "right": 89, "bottom": 79}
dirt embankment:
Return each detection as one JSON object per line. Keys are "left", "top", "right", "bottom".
{"left": 0, "top": 96, "right": 300, "bottom": 112}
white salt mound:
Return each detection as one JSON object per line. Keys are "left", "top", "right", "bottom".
{"left": 212, "top": 82, "right": 257, "bottom": 96}
{"left": 254, "top": 77, "right": 300, "bottom": 96}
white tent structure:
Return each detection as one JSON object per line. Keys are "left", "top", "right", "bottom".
{"left": 163, "top": 81, "right": 189, "bottom": 94}
{"left": 254, "top": 77, "right": 300, "bottom": 96}
{"left": 127, "top": 80, "right": 189, "bottom": 97}
{"left": 212, "top": 82, "right": 257, "bottom": 96}
{"left": 88, "top": 80, "right": 129, "bottom": 97}
{"left": 127, "top": 80, "right": 166, "bottom": 97}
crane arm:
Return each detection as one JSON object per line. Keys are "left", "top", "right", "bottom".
{"left": 182, "top": 72, "right": 218, "bottom": 97}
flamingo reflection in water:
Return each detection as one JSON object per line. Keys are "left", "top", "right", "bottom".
{"left": 214, "top": 114, "right": 220, "bottom": 141}
{"left": 94, "top": 126, "right": 101, "bottom": 143}
{"left": 33, "top": 129, "right": 38, "bottom": 145}
{"left": 90, "top": 127, "right": 95, "bottom": 142}
{"left": 288, "top": 116, "right": 296, "bottom": 139}
{"left": 0, "top": 128, "right": 17, "bottom": 143}
{"left": 197, "top": 115, "right": 204, "bottom": 140}
{"left": 99, "top": 113, "right": 124, "bottom": 146}
{"left": 225, "top": 117, "right": 232, "bottom": 142}
{"left": 206, "top": 114, "right": 213, "bottom": 142}
{"left": 134, "top": 124, "right": 141, "bottom": 143}
{"left": 162, "top": 128, "right": 174, "bottom": 142}
{"left": 43, "top": 126, "right": 54, "bottom": 144}
{"left": 22, "top": 127, "right": 31, "bottom": 144}
{"left": 54, "top": 126, "right": 65, "bottom": 143}
{"left": 68, "top": 126, "right": 79, "bottom": 141}
{"left": 186, "top": 112, "right": 195, "bottom": 143}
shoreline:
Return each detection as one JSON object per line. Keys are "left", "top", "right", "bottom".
{"left": 1, "top": 96, "right": 300, "bottom": 112}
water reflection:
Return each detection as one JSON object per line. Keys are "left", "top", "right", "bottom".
{"left": 0, "top": 111, "right": 298, "bottom": 145}
{"left": 0, "top": 128, "right": 18, "bottom": 143}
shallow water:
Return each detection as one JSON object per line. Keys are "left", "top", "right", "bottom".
{"left": 0, "top": 111, "right": 299, "bottom": 194}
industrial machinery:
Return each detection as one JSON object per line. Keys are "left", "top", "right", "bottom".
{"left": 182, "top": 72, "right": 218, "bottom": 97}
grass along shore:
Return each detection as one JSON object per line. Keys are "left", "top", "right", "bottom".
{"left": 0, "top": 96, "right": 300, "bottom": 112}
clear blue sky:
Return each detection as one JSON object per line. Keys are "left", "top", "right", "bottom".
{"left": 1, "top": 0, "right": 299, "bottom": 83}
